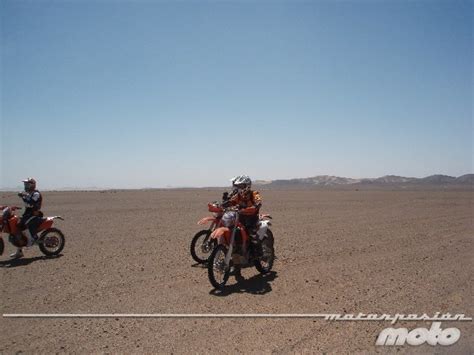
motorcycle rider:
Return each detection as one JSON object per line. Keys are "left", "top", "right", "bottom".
{"left": 10, "top": 178, "right": 43, "bottom": 259}
{"left": 229, "top": 175, "right": 263, "bottom": 258}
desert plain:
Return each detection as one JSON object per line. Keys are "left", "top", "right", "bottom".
{"left": 0, "top": 188, "right": 472, "bottom": 354}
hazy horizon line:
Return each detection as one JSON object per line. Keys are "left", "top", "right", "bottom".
{"left": 1, "top": 172, "right": 472, "bottom": 191}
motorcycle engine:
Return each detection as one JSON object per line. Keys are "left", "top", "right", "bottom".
{"left": 8, "top": 234, "right": 28, "bottom": 248}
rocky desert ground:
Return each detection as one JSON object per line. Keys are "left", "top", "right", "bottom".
{"left": 0, "top": 188, "right": 472, "bottom": 354}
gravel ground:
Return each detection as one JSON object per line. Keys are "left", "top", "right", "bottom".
{"left": 0, "top": 189, "right": 472, "bottom": 354}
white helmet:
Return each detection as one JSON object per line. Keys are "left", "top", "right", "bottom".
{"left": 231, "top": 175, "right": 252, "bottom": 189}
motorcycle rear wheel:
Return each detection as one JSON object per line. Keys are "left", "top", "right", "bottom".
{"left": 254, "top": 229, "right": 275, "bottom": 274}
{"left": 208, "top": 244, "right": 231, "bottom": 290}
{"left": 39, "top": 228, "right": 65, "bottom": 256}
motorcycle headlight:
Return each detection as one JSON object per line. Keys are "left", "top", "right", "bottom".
{"left": 221, "top": 211, "right": 236, "bottom": 227}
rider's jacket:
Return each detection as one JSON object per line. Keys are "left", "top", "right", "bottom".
{"left": 230, "top": 190, "right": 262, "bottom": 215}
{"left": 20, "top": 190, "right": 43, "bottom": 217}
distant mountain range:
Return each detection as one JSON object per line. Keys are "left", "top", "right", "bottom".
{"left": 254, "top": 174, "right": 474, "bottom": 188}
{"left": 1, "top": 174, "right": 472, "bottom": 191}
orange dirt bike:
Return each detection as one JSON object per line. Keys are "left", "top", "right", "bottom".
{"left": 207, "top": 206, "right": 275, "bottom": 290}
{"left": 190, "top": 191, "right": 236, "bottom": 264}
{"left": 0, "top": 206, "right": 65, "bottom": 257}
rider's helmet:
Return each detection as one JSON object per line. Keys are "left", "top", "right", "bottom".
{"left": 22, "top": 178, "right": 37, "bottom": 192}
{"left": 231, "top": 175, "right": 252, "bottom": 196}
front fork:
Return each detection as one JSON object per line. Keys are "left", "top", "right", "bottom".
{"left": 204, "top": 222, "right": 215, "bottom": 244}
{"left": 224, "top": 228, "right": 235, "bottom": 271}
{"left": 208, "top": 221, "right": 215, "bottom": 235}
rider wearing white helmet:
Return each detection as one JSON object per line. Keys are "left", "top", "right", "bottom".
{"left": 229, "top": 175, "right": 263, "bottom": 257}
{"left": 11, "top": 178, "right": 43, "bottom": 259}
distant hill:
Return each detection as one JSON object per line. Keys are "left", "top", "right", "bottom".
{"left": 418, "top": 174, "right": 456, "bottom": 184}
{"left": 373, "top": 175, "right": 417, "bottom": 184}
{"left": 455, "top": 174, "right": 474, "bottom": 184}
{"left": 269, "top": 175, "right": 361, "bottom": 187}
{"left": 254, "top": 174, "right": 474, "bottom": 189}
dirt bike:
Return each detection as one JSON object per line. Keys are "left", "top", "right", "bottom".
{"left": 0, "top": 206, "right": 65, "bottom": 257}
{"left": 207, "top": 206, "right": 275, "bottom": 290}
{"left": 190, "top": 190, "right": 237, "bottom": 264}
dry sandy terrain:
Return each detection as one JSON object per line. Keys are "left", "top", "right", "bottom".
{"left": 0, "top": 188, "right": 472, "bottom": 354}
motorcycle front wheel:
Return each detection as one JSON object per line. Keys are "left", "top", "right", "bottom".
{"left": 39, "top": 228, "right": 65, "bottom": 256}
{"left": 208, "top": 244, "right": 231, "bottom": 290}
{"left": 190, "top": 229, "right": 215, "bottom": 264}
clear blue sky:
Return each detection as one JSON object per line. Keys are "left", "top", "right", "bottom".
{"left": 1, "top": 0, "right": 472, "bottom": 189}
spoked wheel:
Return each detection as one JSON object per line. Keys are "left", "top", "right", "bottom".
{"left": 39, "top": 228, "right": 65, "bottom": 257}
{"left": 190, "top": 230, "right": 215, "bottom": 264}
{"left": 254, "top": 229, "right": 275, "bottom": 274}
{"left": 208, "top": 244, "right": 231, "bottom": 290}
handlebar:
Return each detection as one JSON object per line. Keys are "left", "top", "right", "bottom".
{"left": 0, "top": 206, "right": 22, "bottom": 211}
{"left": 208, "top": 202, "right": 240, "bottom": 213}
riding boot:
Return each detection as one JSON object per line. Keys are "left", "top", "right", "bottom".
{"left": 24, "top": 230, "right": 36, "bottom": 247}
{"left": 10, "top": 248, "right": 24, "bottom": 259}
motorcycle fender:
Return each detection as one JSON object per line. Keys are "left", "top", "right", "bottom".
{"left": 37, "top": 216, "right": 63, "bottom": 232}
{"left": 257, "top": 220, "right": 271, "bottom": 241}
{"left": 38, "top": 218, "right": 53, "bottom": 232}
{"left": 210, "top": 227, "right": 231, "bottom": 245}
{"left": 197, "top": 216, "right": 215, "bottom": 226}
